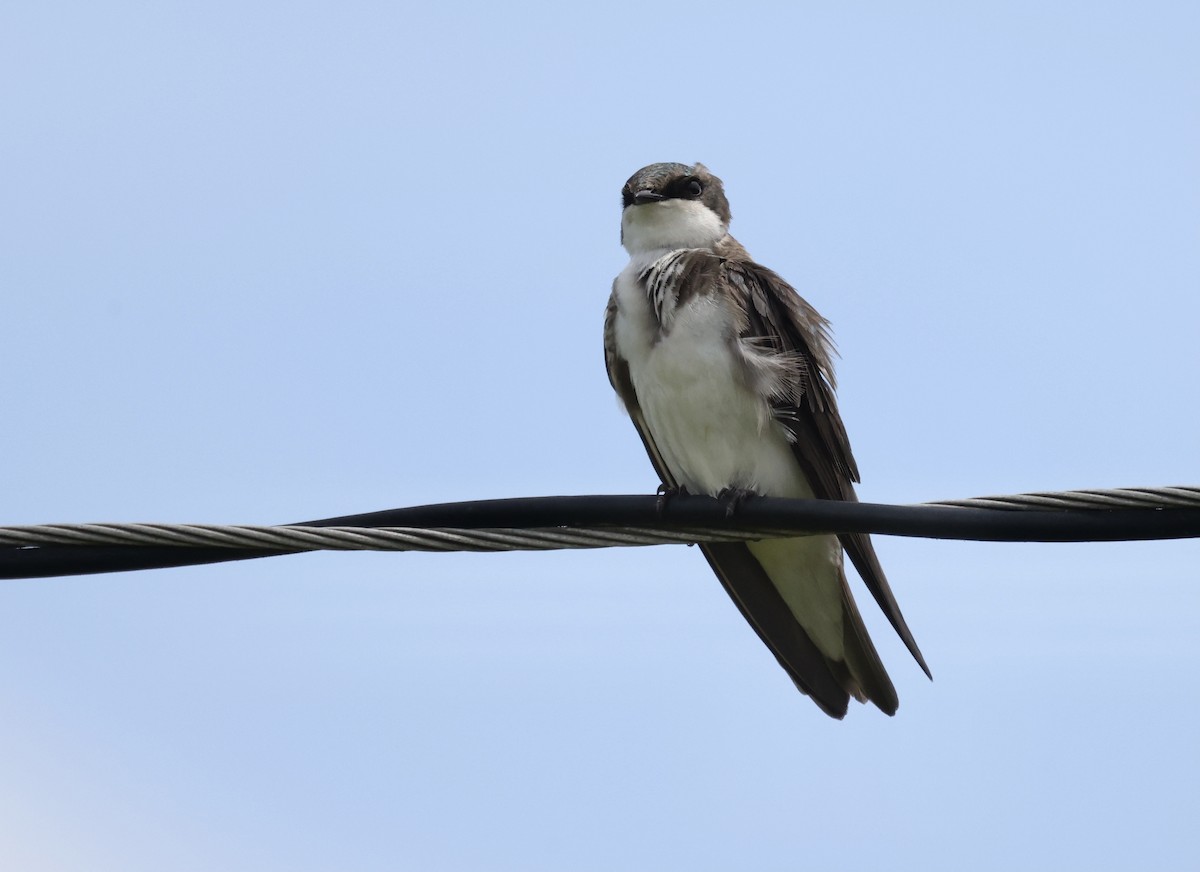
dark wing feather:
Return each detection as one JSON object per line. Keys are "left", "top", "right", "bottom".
{"left": 724, "top": 261, "right": 931, "bottom": 678}
{"left": 604, "top": 288, "right": 674, "bottom": 485}
{"left": 701, "top": 543, "right": 851, "bottom": 718}
{"left": 604, "top": 280, "right": 854, "bottom": 717}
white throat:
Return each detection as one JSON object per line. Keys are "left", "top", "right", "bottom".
{"left": 621, "top": 200, "right": 726, "bottom": 255}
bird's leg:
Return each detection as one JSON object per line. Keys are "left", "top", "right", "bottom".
{"left": 655, "top": 482, "right": 690, "bottom": 517}
{"left": 716, "top": 486, "right": 758, "bottom": 519}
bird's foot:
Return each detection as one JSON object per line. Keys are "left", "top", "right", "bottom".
{"left": 655, "top": 483, "right": 690, "bottom": 518}
{"left": 716, "top": 486, "right": 758, "bottom": 518}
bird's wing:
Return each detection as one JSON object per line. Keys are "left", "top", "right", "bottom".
{"left": 604, "top": 287, "right": 676, "bottom": 488}
{"left": 722, "top": 260, "right": 931, "bottom": 678}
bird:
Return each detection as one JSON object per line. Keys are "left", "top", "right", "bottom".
{"left": 603, "top": 162, "right": 930, "bottom": 718}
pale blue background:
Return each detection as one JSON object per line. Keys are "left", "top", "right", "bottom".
{"left": 2, "top": 2, "right": 1198, "bottom": 870}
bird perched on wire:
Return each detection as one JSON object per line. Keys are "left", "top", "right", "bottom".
{"left": 603, "top": 162, "right": 930, "bottom": 717}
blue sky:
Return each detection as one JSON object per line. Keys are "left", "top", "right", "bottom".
{"left": 2, "top": 2, "right": 1198, "bottom": 869}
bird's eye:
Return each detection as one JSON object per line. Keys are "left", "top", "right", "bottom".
{"left": 686, "top": 179, "right": 704, "bottom": 197}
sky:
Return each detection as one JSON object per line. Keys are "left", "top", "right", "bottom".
{"left": 2, "top": 1, "right": 1198, "bottom": 869}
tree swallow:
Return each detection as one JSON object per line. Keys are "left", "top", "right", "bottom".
{"left": 604, "top": 162, "right": 930, "bottom": 717}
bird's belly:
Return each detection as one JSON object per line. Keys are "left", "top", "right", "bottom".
{"left": 612, "top": 270, "right": 845, "bottom": 662}
{"left": 632, "top": 328, "right": 813, "bottom": 500}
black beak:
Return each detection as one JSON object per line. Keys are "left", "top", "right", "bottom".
{"left": 633, "top": 189, "right": 665, "bottom": 205}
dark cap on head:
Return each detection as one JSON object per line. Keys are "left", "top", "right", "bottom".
{"left": 621, "top": 162, "right": 732, "bottom": 226}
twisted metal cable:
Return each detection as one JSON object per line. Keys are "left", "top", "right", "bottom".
{"left": 930, "top": 485, "right": 1200, "bottom": 510}
{"left": 2, "top": 484, "right": 1198, "bottom": 580}
{"left": 0, "top": 523, "right": 772, "bottom": 553}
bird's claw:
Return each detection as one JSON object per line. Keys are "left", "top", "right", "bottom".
{"left": 716, "top": 487, "right": 757, "bottom": 518}
{"left": 655, "top": 483, "right": 689, "bottom": 517}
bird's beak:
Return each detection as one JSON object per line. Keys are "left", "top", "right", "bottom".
{"left": 633, "top": 189, "right": 665, "bottom": 205}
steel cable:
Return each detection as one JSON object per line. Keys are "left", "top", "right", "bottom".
{"left": 2, "top": 485, "right": 1197, "bottom": 579}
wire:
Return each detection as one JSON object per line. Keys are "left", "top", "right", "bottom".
{"left": 2, "top": 485, "right": 1198, "bottom": 580}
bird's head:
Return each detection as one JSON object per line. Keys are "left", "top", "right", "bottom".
{"left": 620, "top": 162, "right": 731, "bottom": 255}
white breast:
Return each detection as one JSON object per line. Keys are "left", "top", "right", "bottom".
{"left": 611, "top": 252, "right": 814, "bottom": 500}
